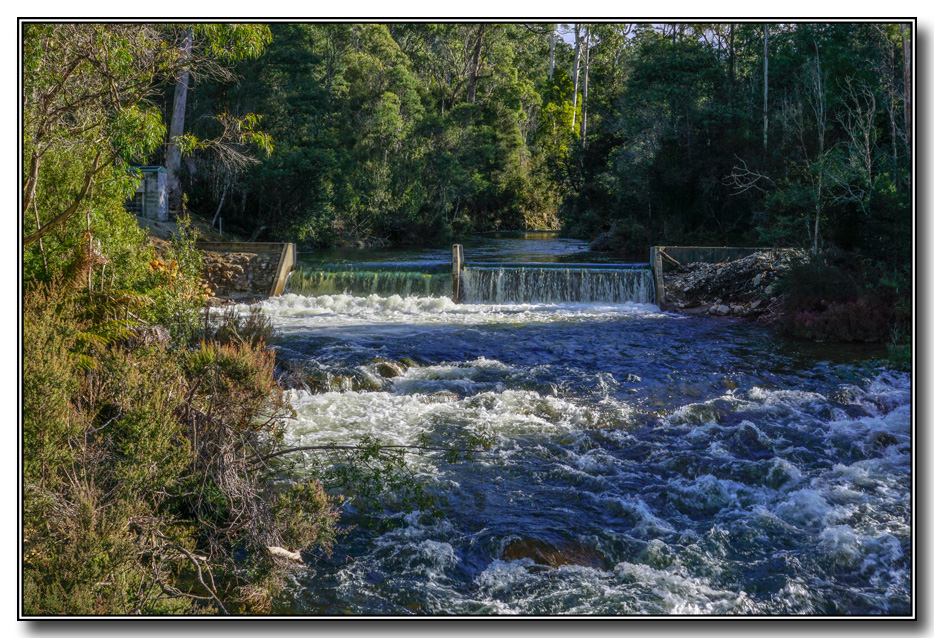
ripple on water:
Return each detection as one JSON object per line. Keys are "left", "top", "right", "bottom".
{"left": 260, "top": 291, "right": 910, "bottom": 616}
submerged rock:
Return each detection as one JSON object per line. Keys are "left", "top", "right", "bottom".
{"left": 501, "top": 537, "right": 609, "bottom": 570}
{"left": 374, "top": 359, "right": 406, "bottom": 378}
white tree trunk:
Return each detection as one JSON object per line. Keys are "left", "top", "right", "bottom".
{"left": 581, "top": 27, "right": 591, "bottom": 147}
{"left": 166, "top": 29, "right": 192, "bottom": 212}
{"left": 812, "top": 54, "right": 826, "bottom": 255}
{"left": 763, "top": 24, "right": 769, "bottom": 153}
{"left": 549, "top": 26, "right": 556, "bottom": 80}
{"left": 212, "top": 177, "right": 230, "bottom": 228}
{"left": 901, "top": 23, "right": 911, "bottom": 156}
{"left": 571, "top": 24, "right": 581, "bottom": 130}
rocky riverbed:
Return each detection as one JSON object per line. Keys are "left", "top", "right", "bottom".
{"left": 663, "top": 250, "right": 802, "bottom": 320}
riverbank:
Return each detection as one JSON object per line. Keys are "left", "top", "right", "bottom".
{"left": 661, "top": 249, "right": 910, "bottom": 370}
{"left": 662, "top": 250, "right": 800, "bottom": 321}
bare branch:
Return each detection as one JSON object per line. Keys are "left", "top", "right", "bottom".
{"left": 725, "top": 155, "right": 774, "bottom": 195}
{"left": 250, "top": 443, "right": 484, "bottom": 465}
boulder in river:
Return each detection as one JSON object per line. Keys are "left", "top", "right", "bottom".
{"left": 501, "top": 537, "right": 609, "bottom": 570}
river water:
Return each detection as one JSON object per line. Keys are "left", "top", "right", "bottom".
{"left": 251, "top": 233, "right": 912, "bottom": 616}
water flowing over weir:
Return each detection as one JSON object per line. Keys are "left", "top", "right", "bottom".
{"left": 285, "top": 259, "right": 655, "bottom": 304}
{"left": 254, "top": 234, "right": 910, "bottom": 616}
{"left": 286, "top": 262, "right": 453, "bottom": 298}
{"left": 461, "top": 263, "right": 654, "bottom": 304}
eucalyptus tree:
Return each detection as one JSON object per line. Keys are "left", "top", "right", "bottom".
{"left": 22, "top": 23, "right": 272, "bottom": 254}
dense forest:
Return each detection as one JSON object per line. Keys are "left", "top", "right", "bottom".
{"left": 172, "top": 22, "right": 912, "bottom": 267}
{"left": 24, "top": 22, "right": 913, "bottom": 268}
{"left": 21, "top": 22, "right": 913, "bottom": 615}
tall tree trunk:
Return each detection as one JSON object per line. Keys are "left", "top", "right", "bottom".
{"left": 763, "top": 24, "right": 769, "bottom": 154}
{"left": 166, "top": 29, "right": 192, "bottom": 213}
{"left": 581, "top": 27, "right": 592, "bottom": 148}
{"left": 466, "top": 24, "right": 486, "bottom": 104}
{"left": 812, "top": 53, "right": 826, "bottom": 256}
{"left": 549, "top": 26, "right": 556, "bottom": 81}
{"left": 888, "top": 54, "right": 899, "bottom": 174}
{"left": 23, "top": 149, "right": 42, "bottom": 217}
{"left": 571, "top": 24, "right": 581, "bottom": 130}
{"left": 728, "top": 24, "right": 735, "bottom": 112}
{"left": 901, "top": 23, "right": 911, "bottom": 157}
{"left": 32, "top": 200, "right": 48, "bottom": 272}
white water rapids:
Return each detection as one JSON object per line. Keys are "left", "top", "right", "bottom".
{"left": 242, "top": 248, "right": 911, "bottom": 616}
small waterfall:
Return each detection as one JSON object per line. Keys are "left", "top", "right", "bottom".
{"left": 460, "top": 264, "right": 654, "bottom": 304}
{"left": 285, "top": 262, "right": 452, "bottom": 298}
{"left": 286, "top": 260, "right": 655, "bottom": 305}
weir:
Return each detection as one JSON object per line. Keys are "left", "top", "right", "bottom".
{"left": 286, "top": 245, "right": 655, "bottom": 305}
{"left": 285, "top": 262, "right": 453, "bottom": 298}
{"left": 460, "top": 263, "right": 654, "bottom": 304}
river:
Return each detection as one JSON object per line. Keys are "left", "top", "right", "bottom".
{"left": 246, "top": 232, "right": 911, "bottom": 616}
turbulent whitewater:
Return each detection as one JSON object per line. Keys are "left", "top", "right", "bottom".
{"left": 254, "top": 237, "right": 911, "bottom": 616}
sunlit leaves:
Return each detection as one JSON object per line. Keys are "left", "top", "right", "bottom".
{"left": 111, "top": 105, "right": 166, "bottom": 163}
{"left": 191, "top": 23, "right": 272, "bottom": 62}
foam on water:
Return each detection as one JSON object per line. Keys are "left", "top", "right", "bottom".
{"left": 259, "top": 289, "right": 911, "bottom": 616}
{"left": 287, "top": 383, "right": 629, "bottom": 453}
{"left": 252, "top": 293, "right": 663, "bottom": 333}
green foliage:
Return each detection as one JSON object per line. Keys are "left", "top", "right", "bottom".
{"left": 887, "top": 329, "right": 911, "bottom": 370}
{"left": 203, "top": 305, "right": 276, "bottom": 348}
{"left": 21, "top": 20, "right": 914, "bottom": 614}
{"left": 774, "top": 254, "right": 909, "bottom": 343}
{"left": 143, "top": 216, "right": 207, "bottom": 343}
{"left": 189, "top": 23, "right": 564, "bottom": 245}
{"left": 22, "top": 278, "right": 342, "bottom": 615}
{"left": 559, "top": 23, "right": 909, "bottom": 266}
{"left": 309, "top": 435, "right": 443, "bottom": 530}
{"left": 190, "top": 23, "right": 273, "bottom": 62}
{"left": 22, "top": 282, "right": 85, "bottom": 488}
{"left": 269, "top": 481, "right": 340, "bottom": 554}
{"left": 20, "top": 20, "right": 345, "bottom": 616}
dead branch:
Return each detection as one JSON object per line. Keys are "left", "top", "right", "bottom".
{"left": 250, "top": 443, "right": 483, "bottom": 465}
{"left": 725, "top": 155, "right": 774, "bottom": 196}
{"left": 658, "top": 248, "right": 684, "bottom": 270}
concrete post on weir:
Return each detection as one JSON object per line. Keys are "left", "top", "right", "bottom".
{"left": 452, "top": 244, "right": 464, "bottom": 302}
{"left": 650, "top": 246, "right": 665, "bottom": 307}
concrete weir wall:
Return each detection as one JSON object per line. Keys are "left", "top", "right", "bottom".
{"left": 660, "top": 246, "right": 787, "bottom": 265}
{"left": 197, "top": 241, "right": 296, "bottom": 300}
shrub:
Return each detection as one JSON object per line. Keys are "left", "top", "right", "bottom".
{"left": 23, "top": 277, "right": 340, "bottom": 615}
{"left": 774, "top": 258, "right": 860, "bottom": 316}
{"left": 775, "top": 254, "right": 901, "bottom": 343}
{"left": 201, "top": 305, "right": 276, "bottom": 348}
{"left": 780, "top": 296, "right": 893, "bottom": 343}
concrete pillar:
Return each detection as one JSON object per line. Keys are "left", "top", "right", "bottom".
{"left": 452, "top": 244, "right": 464, "bottom": 303}
{"left": 270, "top": 242, "right": 296, "bottom": 297}
{"left": 650, "top": 246, "right": 665, "bottom": 307}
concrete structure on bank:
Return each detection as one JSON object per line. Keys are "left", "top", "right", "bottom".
{"left": 126, "top": 166, "right": 169, "bottom": 221}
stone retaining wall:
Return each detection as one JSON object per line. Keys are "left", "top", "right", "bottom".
{"left": 198, "top": 242, "right": 295, "bottom": 303}
{"left": 202, "top": 251, "right": 281, "bottom": 299}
